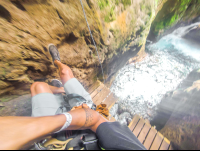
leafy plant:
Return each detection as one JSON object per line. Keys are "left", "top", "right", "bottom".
{"left": 105, "top": 6, "right": 116, "bottom": 22}
{"left": 121, "top": 0, "right": 132, "bottom": 9}
{"left": 153, "top": 0, "right": 193, "bottom": 35}
{"left": 98, "top": 0, "right": 109, "bottom": 10}
{"left": 115, "top": 0, "right": 119, "bottom": 5}
{"left": 141, "top": 4, "right": 145, "bottom": 11}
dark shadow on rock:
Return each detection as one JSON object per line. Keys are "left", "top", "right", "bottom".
{"left": 10, "top": 1, "right": 26, "bottom": 11}
{"left": 0, "top": 5, "right": 12, "bottom": 22}
{"left": 151, "top": 69, "right": 200, "bottom": 131}
{"left": 103, "top": 45, "right": 142, "bottom": 85}
{"left": 183, "top": 27, "right": 200, "bottom": 46}
{"left": 150, "top": 69, "right": 200, "bottom": 149}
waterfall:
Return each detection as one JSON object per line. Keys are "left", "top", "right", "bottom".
{"left": 110, "top": 22, "right": 200, "bottom": 124}
{"left": 172, "top": 22, "right": 200, "bottom": 38}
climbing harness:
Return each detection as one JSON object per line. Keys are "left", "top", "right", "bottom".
{"left": 79, "top": 0, "right": 106, "bottom": 84}
{"left": 35, "top": 131, "right": 101, "bottom": 150}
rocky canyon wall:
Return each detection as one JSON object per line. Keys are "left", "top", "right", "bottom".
{"left": 148, "top": 0, "right": 200, "bottom": 42}
{"left": 0, "top": 0, "right": 165, "bottom": 96}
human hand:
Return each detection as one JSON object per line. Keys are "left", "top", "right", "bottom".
{"left": 71, "top": 103, "right": 89, "bottom": 111}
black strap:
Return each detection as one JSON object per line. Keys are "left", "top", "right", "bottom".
{"left": 65, "top": 133, "right": 101, "bottom": 150}
{"left": 82, "top": 134, "right": 101, "bottom": 150}
{"left": 65, "top": 134, "right": 84, "bottom": 150}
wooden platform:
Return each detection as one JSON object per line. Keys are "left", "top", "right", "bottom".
{"left": 88, "top": 80, "right": 172, "bottom": 150}
{"left": 88, "top": 80, "right": 118, "bottom": 121}
{"left": 128, "top": 115, "right": 172, "bottom": 150}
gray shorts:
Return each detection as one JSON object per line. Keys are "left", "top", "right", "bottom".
{"left": 32, "top": 78, "right": 93, "bottom": 117}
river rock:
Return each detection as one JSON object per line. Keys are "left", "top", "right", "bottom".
{"left": 110, "top": 104, "right": 118, "bottom": 117}
{"left": 118, "top": 112, "right": 132, "bottom": 126}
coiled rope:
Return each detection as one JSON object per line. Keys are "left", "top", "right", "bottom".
{"left": 79, "top": 0, "right": 106, "bottom": 84}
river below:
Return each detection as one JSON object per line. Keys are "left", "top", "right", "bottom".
{"left": 110, "top": 22, "right": 200, "bottom": 125}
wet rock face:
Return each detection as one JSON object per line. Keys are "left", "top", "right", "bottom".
{"left": 0, "top": 0, "right": 163, "bottom": 96}
{"left": 148, "top": 0, "right": 200, "bottom": 42}
{"left": 151, "top": 69, "right": 200, "bottom": 150}
{"left": 183, "top": 27, "right": 200, "bottom": 45}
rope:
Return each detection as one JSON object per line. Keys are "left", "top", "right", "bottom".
{"left": 79, "top": 0, "right": 106, "bottom": 84}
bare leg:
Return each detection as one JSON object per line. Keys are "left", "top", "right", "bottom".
{"left": 54, "top": 60, "right": 74, "bottom": 85}
{"left": 30, "top": 58, "right": 74, "bottom": 97}
{"left": 30, "top": 82, "right": 65, "bottom": 97}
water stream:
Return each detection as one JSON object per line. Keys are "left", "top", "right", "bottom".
{"left": 110, "top": 22, "right": 200, "bottom": 125}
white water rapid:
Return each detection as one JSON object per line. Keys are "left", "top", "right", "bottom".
{"left": 110, "top": 22, "right": 200, "bottom": 125}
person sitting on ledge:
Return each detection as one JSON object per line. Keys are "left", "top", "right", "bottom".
{"left": 0, "top": 44, "right": 146, "bottom": 150}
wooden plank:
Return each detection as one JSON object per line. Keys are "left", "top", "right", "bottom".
{"left": 108, "top": 100, "right": 117, "bottom": 110}
{"left": 93, "top": 87, "right": 110, "bottom": 105}
{"left": 100, "top": 92, "right": 111, "bottom": 108}
{"left": 128, "top": 115, "right": 140, "bottom": 131}
{"left": 90, "top": 83, "right": 104, "bottom": 99}
{"left": 103, "top": 93, "right": 117, "bottom": 110}
{"left": 110, "top": 116, "right": 116, "bottom": 122}
{"left": 133, "top": 119, "right": 145, "bottom": 137}
{"left": 108, "top": 94, "right": 118, "bottom": 110}
{"left": 107, "top": 113, "right": 112, "bottom": 120}
{"left": 143, "top": 127, "right": 157, "bottom": 150}
{"left": 88, "top": 80, "right": 101, "bottom": 94}
{"left": 159, "top": 138, "right": 170, "bottom": 150}
{"left": 150, "top": 132, "right": 164, "bottom": 150}
{"left": 138, "top": 123, "right": 151, "bottom": 144}
{"left": 108, "top": 95, "right": 118, "bottom": 110}
{"left": 101, "top": 92, "right": 113, "bottom": 104}
{"left": 145, "top": 119, "right": 150, "bottom": 124}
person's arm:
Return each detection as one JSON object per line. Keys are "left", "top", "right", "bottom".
{"left": 0, "top": 106, "right": 107, "bottom": 150}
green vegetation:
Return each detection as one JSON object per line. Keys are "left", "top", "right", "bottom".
{"left": 179, "top": 0, "right": 192, "bottom": 11}
{"left": 153, "top": 0, "right": 193, "bottom": 35}
{"left": 98, "top": 0, "right": 132, "bottom": 23}
{"left": 121, "top": 0, "right": 131, "bottom": 8}
{"left": 0, "top": 95, "right": 19, "bottom": 102}
{"left": 93, "top": 75, "right": 98, "bottom": 82}
{"left": 0, "top": 106, "right": 5, "bottom": 112}
{"left": 98, "top": 0, "right": 110, "bottom": 10}
{"left": 115, "top": 0, "right": 119, "bottom": 5}
{"left": 92, "top": 53, "right": 96, "bottom": 58}
{"left": 114, "top": 0, "right": 132, "bottom": 8}
{"left": 105, "top": 6, "right": 115, "bottom": 22}
{"left": 141, "top": 4, "right": 145, "bottom": 11}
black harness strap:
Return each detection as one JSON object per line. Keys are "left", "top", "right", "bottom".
{"left": 82, "top": 134, "right": 101, "bottom": 150}
{"left": 65, "top": 134, "right": 84, "bottom": 150}
{"left": 65, "top": 133, "right": 101, "bottom": 150}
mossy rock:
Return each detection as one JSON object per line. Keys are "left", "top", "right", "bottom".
{"left": 151, "top": 0, "right": 200, "bottom": 36}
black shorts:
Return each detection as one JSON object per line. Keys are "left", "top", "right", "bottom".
{"left": 96, "top": 122, "right": 146, "bottom": 150}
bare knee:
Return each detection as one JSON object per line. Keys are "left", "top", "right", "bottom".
{"left": 59, "top": 66, "right": 74, "bottom": 85}
{"left": 30, "top": 82, "right": 47, "bottom": 91}
{"left": 61, "top": 67, "right": 72, "bottom": 76}
{"left": 30, "top": 82, "right": 49, "bottom": 96}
